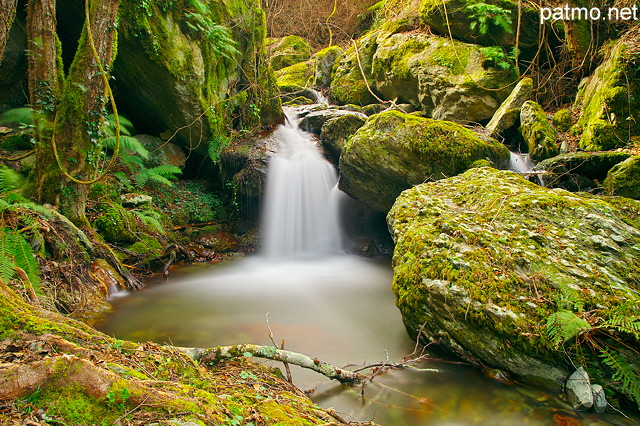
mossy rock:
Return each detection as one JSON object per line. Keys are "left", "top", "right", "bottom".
{"left": 486, "top": 77, "right": 532, "bottom": 137}
{"left": 574, "top": 38, "right": 640, "bottom": 151}
{"left": 387, "top": 166, "right": 640, "bottom": 399}
{"left": 93, "top": 206, "right": 138, "bottom": 244}
{"left": 535, "top": 151, "right": 631, "bottom": 192}
{"left": 418, "top": 0, "right": 539, "bottom": 57}
{"left": 320, "top": 114, "right": 367, "bottom": 157}
{"left": 370, "top": 31, "right": 516, "bottom": 123}
{"left": 338, "top": 111, "right": 510, "bottom": 212}
{"left": 313, "top": 45, "right": 344, "bottom": 87}
{"left": 603, "top": 156, "right": 640, "bottom": 199}
{"left": 266, "top": 35, "right": 312, "bottom": 71}
{"left": 276, "top": 60, "right": 315, "bottom": 95}
{"left": 519, "top": 101, "right": 559, "bottom": 162}
{"left": 553, "top": 109, "right": 572, "bottom": 133}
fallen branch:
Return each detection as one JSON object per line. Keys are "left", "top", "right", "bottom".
{"left": 178, "top": 344, "right": 366, "bottom": 385}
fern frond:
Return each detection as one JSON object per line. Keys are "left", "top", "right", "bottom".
{"left": 0, "top": 227, "right": 16, "bottom": 283}
{"left": 0, "top": 166, "right": 24, "bottom": 194}
{"left": 132, "top": 210, "right": 165, "bottom": 235}
{"left": 8, "top": 231, "right": 41, "bottom": 292}
{"left": 0, "top": 108, "right": 33, "bottom": 125}
{"left": 145, "top": 173, "right": 174, "bottom": 187}
{"left": 546, "top": 310, "right": 591, "bottom": 346}
{"left": 104, "top": 113, "right": 135, "bottom": 136}
{"left": 599, "top": 347, "right": 640, "bottom": 407}
{"left": 603, "top": 316, "right": 640, "bottom": 339}
{"left": 103, "top": 136, "right": 150, "bottom": 159}
{"left": 147, "top": 165, "right": 182, "bottom": 179}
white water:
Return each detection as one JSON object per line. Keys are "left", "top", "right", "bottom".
{"left": 509, "top": 151, "right": 545, "bottom": 186}
{"left": 261, "top": 109, "right": 342, "bottom": 259}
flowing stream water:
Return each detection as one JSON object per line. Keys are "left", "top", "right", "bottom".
{"left": 98, "top": 111, "right": 634, "bottom": 425}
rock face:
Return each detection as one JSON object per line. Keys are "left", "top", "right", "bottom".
{"left": 320, "top": 114, "right": 367, "bottom": 157}
{"left": 313, "top": 46, "right": 343, "bottom": 87}
{"left": 114, "top": 1, "right": 281, "bottom": 156}
{"left": 603, "top": 156, "right": 640, "bottom": 199}
{"left": 535, "top": 151, "right": 630, "bottom": 192}
{"left": 573, "top": 36, "right": 640, "bottom": 151}
{"left": 387, "top": 167, "right": 640, "bottom": 397}
{"left": 330, "top": 25, "right": 516, "bottom": 123}
{"left": 338, "top": 111, "right": 510, "bottom": 212}
{"left": 485, "top": 77, "right": 532, "bottom": 137}
{"left": 266, "top": 35, "right": 311, "bottom": 71}
{"left": 519, "top": 101, "right": 559, "bottom": 161}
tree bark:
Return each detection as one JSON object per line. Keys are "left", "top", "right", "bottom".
{"left": 0, "top": 0, "right": 18, "bottom": 64}
{"left": 35, "top": 0, "right": 119, "bottom": 225}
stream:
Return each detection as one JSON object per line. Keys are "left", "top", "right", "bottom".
{"left": 98, "top": 107, "right": 635, "bottom": 425}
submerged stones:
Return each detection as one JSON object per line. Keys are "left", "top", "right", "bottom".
{"left": 338, "top": 111, "right": 509, "bottom": 212}
{"left": 387, "top": 167, "right": 640, "bottom": 397}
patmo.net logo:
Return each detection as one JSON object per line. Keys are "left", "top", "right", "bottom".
{"left": 541, "top": 4, "right": 639, "bottom": 21}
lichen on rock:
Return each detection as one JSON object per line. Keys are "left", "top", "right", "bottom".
{"left": 519, "top": 100, "right": 559, "bottom": 161}
{"left": 266, "top": 35, "right": 311, "bottom": 71}
{"left": 603, "top": 155, "right": 640, "bottom": 199}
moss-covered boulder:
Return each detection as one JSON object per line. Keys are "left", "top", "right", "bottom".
{"left": 299, "top": 109, "right": 366, "bottom": 135}
{"left": 370, "top": 31, "right": 516, "bottom": 123}
{"left": 418, "top": 0, "right": 539, "bottom": 57}
{"left": 313, "top": 45, "right": 343, "bottom": 87}
{"left": 266, "top": 35, "right": 312, "bottom": 71}
{"left": 573, "top": 37, "right": 640, "bottom": 151}
{"left": 535, "top": 151, "right": 631, "bottom": 192}
{"left": 320, "top": 114, "right": 367, "bottom": 158}
{"left": 338, "top": 111, "right": 510, "bottom": 212}
{"left": 519, "top": 101, "right": 559, "bottom": 161}
{"left": 387, "top": 167, "right": 640, "bottom": 403}
{"left": 603, "top": 156, "right": 640, "bottom": 199}
{"left": 485, "top": 77, "right": 532, "bottom": 137}
{"left": 553, "top": 109, "right": 572, "bottom": 133}
{"left": 115, "top": 0, "right": 281, "bottom": 156}
{"left": 275, "top": 60, "right": 316, "bottom": 101}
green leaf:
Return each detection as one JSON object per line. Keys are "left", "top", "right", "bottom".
{"left": 546, "top": 310, "right": 591, "bottom": 346}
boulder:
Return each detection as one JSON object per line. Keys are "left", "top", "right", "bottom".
{"left": 275, "top": 60, "right": 316, "bottom": 102}
{"left": 566, "top": 367, "right": 594, "bottom": 410}
{"left": 519, "top": 101, "right": 559, "bottom": 161}
{"left": 338, "top": 111, "right": 510, "bottom": 212}
{"left": 418, "top": 0, "right": 539, "bottom": 56}
{"left": 266, "top": 35, "right": 311, "bottom": 71}
{"left": 134, "top": 134, "right": 187, "bottom": 169}
{"left": 603, "top": 156, "right": 640, "bottom": 199}
{"left": 534, "top": 151, "right": 630, "bottom": 192}
{"left": 195, "top": 230, "right": 241, "bottom": 253}
{"left": 299, "top": 109, "right": 366, "bottom": 135}
{"left": 313, "top": 45, "right": 343, "bottom": 87}
{"left": 387, "top": 166, "right": 640, "bottom": 395}
{"left": 320, "top": 114, "right": 367, "bottom": 157}
{"left": 552, "top": 109, "right": 572, "bottom": 133}
{"left": 573, "top": 37, "right": 640, "bottom": 151}
{"left": 485, "top": 77, "right": 532, "bottom": 137}
{"left": 120, "top": 193, "right": 153, "bottom": 207}
{"left": 371, "top": 31, "right": 516, "bottom": 123}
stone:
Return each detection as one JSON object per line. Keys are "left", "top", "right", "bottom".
{"left": 275, "top": 60, "right": 316, "bottom": 100}
{"left": 486, "top": 78, "right": 533, "bottom": 137}
{"left": 603, "top": 156, "right": 640, "bottom": 199}
{"left": 338, "top": 111, "right": 510, "bottom": 212}
{"left": 534, "top": 151, "right": 630, "bottom": 192}
{"left": 266, "top": 35, "right": 312, "bottom": 71}
{"left": 320, "top": 114, "right": 367, "bottom": 157}
{"left": 387, "top": 166, "right": 640, "bottom": 392}
{"left": 591, "top": 384, "right": 607, "bottom": 414}
{"left": 566, "top": 367, "right": 594, "bottom": 410}
{"left": 134, "top": 134, "right": 187, "bottom": 169}
{"left": 553, "top": 109, "right": 572, "bottom": 132}
{"left": 120, "top": 193, "right": 153, "bottom": 207}
{"left": 573, "top": 37, "right": 640, "bottom": 151}
{"left": 299, "top": 109, "right": 366, "bottom": 135}
{"left": 195, "top": 230, "right": 241, "bottom": 253}
{"left": 519, "top": 101, "right": 559, "bottom": 161}
{"left": 313, "top": 45, "right": 343, "bottom": 87}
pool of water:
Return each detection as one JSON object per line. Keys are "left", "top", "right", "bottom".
{"left": 97, "top": 256, "right": 635, "bottom": 425}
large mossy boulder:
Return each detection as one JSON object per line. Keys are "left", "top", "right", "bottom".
{"left": 603, "top": 156, "right": 640, "bottom": 199}
{"left": 313, "top": 45, "right": 344, "bottom": 88}
{"left": 573, "top": 37, "right": 640, "bottom": 151}
{"left": 115, "top": 0, "right": 281, "bottom": 156}
{"left": 320, "top": 114, "right": 367, "bottom": 158}
{"left": 535, "top": 151, "right": 631, "bottom": 192}
{"left": 338, "top": 111, "right": 510, "bottom": 212}
{"left": 519, "top": 101, "right": 559, "bottom": 161}
{"left": 275, "top": 60, "right": 316, "bottom": 102}
{"left": 371, "top": 32, "right": 516, "bottom": 123}
{"left": 388, "top": 167, "right": 640, "bottom": 401}
{"left": 418, "top": 0, "right": 539, "bottom": 56}
{"left": 266, "top": 35, "right": 312, "bottom": 71}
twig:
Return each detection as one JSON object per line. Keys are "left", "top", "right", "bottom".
{"left": 266, "top": 313, "right": 293, "bottom": 383}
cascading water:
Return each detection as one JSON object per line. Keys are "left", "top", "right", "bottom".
{"left": 261, "top": 108, "right": 342, "bottom": 259}
{"left": 509, "top": 151, "right": 545, "bottom": 185}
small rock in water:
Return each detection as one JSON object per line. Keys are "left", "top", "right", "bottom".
{"left": 566, "top": 367, "right": 593, "bottom": 410}
{"left": 591, "top": 384, "right": 607, "bottom": 414}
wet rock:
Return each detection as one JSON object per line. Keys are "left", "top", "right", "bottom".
{"left": 299, "top": 109, "right": 366, "bottom": 135}
{"left": 195, "top": 230, "right": 241, "bottom": 253}
{"left": 387, "top": 167, "right": 640, "bottom": 392}
{"left": 603, "top": 155, "right": 640, "bottom": 200}
{"left": 339, "top": 111, "right": 509, "bottom": 212}
{"left": 591, "top": 384, "right": 607, "bottom": 413}
{"left": 320, "top": 114, "right": 367, "bottom": 157}
{"left": 519, "top": 101, "right": 559, "bottom": 161}
{"left": 566, "top": 367, "right": 593, "bottom": 410}
{"left": 91, "top": 259, "right": 125, "bottom": 296}
{"left": 275, "top": 60, "right": 315, "bottom": 99}
{"left": 486, "top": 78, "right": 533, "bottom": 137}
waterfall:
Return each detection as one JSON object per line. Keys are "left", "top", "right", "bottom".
{"left": 261, "top": 109, "right": 342, "bottom": 259}
{"left": 509, "top": 151, "right": 545, "bottom": 186}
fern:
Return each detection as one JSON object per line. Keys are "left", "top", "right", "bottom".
{"left": 0, "top": 107, "right": 33, "bottom": 125}
{"left": 480, "top": 46, "right": 514, "bottom": 71}
{"left": 0, "top": 227, "right": 41, "bottom": 291}
{"left": 104, "top": 113, "right": 135, "bottom": 136}
{"left": 103, "top": 136, "right": 150, "bottom": 159}
{"left": 132, "top": 210, "right": 165, "bottom": 235}
{"left": 0, "top": 166, "right": 24, "bottom": 194}
{"left": 546, "top": 310, "right": 591, "bottom": 347}
{"left": 0, "top": 228, "right": 15, "bottom": 283}
{"left": 599, "top": 347, "right": 640, "bottom": 406}
{"left": 135, "top": 165, "right": 181, "bottom": 188}
{"left": 466, "top": 3, "right": 513, "bottom": 35}
{"left": 602, "top": 315, "right": 640, "bottom": 339}
{"left": 183, "top": 12, "right": 238, "bottom": 60}
{"left": 208, "top": 134, "right": 232, "bottom": 163}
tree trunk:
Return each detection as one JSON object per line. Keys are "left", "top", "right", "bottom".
{"left": 0, "top": 0, "right": 18, "bottom": 64}
{"left": 35, "top": 0, "right": 119, "bottom": 226}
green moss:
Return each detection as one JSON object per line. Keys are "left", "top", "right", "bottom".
{"left": 603, "top": 156, "right": 640, "bottom": 200}
{"left": 552, "top": 109, "right": 572, "bottom": 132}
{"left": 275, "top": 60, "right": 315, "bottom": 91}
{"left": 330, "top": 31, "right": 380, "bottom": 106}
{"left": 93, "top": 206, "right": 138, "bottom": 244}
{"left": 40, "top": 384, "right": 119, "bottom": 425}
{"left": 519, "top": 101, "right": 559, "bottom": 161}
{"left": 267, "top": 35, "right": 311, "bottom": 71}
